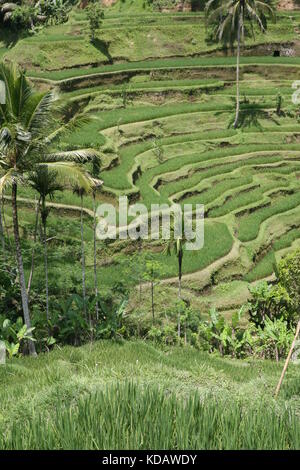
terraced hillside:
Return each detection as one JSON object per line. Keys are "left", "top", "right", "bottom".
{"left": 3, "top": 1, "right": 300, "bottom": 318}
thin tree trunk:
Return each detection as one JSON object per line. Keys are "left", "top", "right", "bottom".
{"left": 92, "top": 192, "right": 99, "bottom": 322}
{"left": 233, "top": 14, "right": 241, "bottom": 129}
{"left": 43, "top": 217, "right": 49, "bottom": 323}
{"left": 151, "top": 281, "right": 154, "bottom": 321}
{"left": 275, "top": 320, "right": 300, "bottom": 398}
{"left": 178, "top": 252, "right": 182, "bottom": 299}
{"left": 178, "top": 252, "right": 182, "bottom": 339}
{"left": 27, "top": 196, "right": 41, "bottom": 296}
{"left": 0, "top": 202, "right": 6, "bottom": 261}
{"left": 11, "top": 182, "right": 36, "bottom": 356}
{"left": 80, "top": 195, "right": 87, "bottom": 323}
{"left": 177, "top": 311, "right": 181, "bottom": 340}
{"left": 139, "top": 237, "right": 142, "bottom": 304}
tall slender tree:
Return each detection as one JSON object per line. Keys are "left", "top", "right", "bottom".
{"left": 91, "top": 156, "right": 102, "bottom": 322}
{"left": 205, "top": 0, "right": 275, "bottom": 128}
{"left": 73, "top": 185, "right": 88, "bottom": 322}
{"left": 29, "top": 166, "right": 62, "bottom": 321}
{"left": 27, "top": 195, "right": 41, "bottom": 296}
{"left": 0, "top": 62, "right": 97, "bottom": 355}
{"left": 0, "top": 202, "right": 5, "bottom": 261}
{"left": 92, "top": 189, "right": 99, "bottom": 321}
{"left": 165, "top": 215, "right": 188, "bottom": 339}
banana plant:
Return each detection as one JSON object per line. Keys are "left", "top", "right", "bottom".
{"left": 1, "top": 317, "right": 36, "bottom": 358}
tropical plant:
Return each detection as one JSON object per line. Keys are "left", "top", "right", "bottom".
{"left": 0, "top": 62, "right": 97, "bottom": 355}
{"left": 248, "top": 281, "right": 293, "bottom": 327}
{"left": 164, "top": 215, "right": 189, "bottom": 338}
{"left": 152, "top": 137, "right": 164, "bottom": 163}
{"left": 73, "top": 185, "right": 88, "bottom": 323}
{"left": 95, "top": 298, "right": 127, "bottom": 340}
{"left": 27, "top": 195, "right": 41, "bottom": 296}
{"left": 86, "top": 2, "right": 104, "bottom": 43}
{"left": 28, "top": 165, "right": 63, "bottom": 321}
{"left": 205, "top": 0, "right": 275, "bottom": 128}
{"left": 277, "top": 249, "right": 300, "bottom": 321}
{"left": 142, "top": 257, "right": 163, "bottom": 321}
{"left": 0, "top": 316, "right": 35, "bottom": 358}
{"left": 257, "top": 317, "right": 294, "bottom": 361}
{"left": 39, "top": 0, "right": 69, "bottom": 26}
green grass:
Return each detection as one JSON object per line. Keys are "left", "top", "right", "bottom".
{"left": 28, "top": 55, "right": 300, "bottom": 81}
{"left": 0, "top": 341, "right": 299, "bottom": 450}
{"left": 62, "top": 79, "right": 224, "bottom": 99}
{"left": 245, "top": 227, "right": 300, "bottom": 282}
{"left": 238, "top": 191, "right": 300, "bottom": 242}
{"left": 96, "top": 222, "right": 233, "bottom": 289}
{"left": 244, "top": 250, "right": 277, "bottom": 282}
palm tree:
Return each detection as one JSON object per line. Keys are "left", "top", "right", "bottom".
{"left": 28, "top": 166, "right": 62, "bottom": 322}
{"left": 0, "top": 62, "right": 97, "bottom": 355}
{"left": 92, "top": 188, "right": 99, "bottom": 321}
{"left": 205, "top": 0, "right": 275, "bottom": 128}
{"left": 91, "top": 156, "right": 102, "bottom": 322}
{"left": 27, "top": 195, "right": 41, "bottom": 296}
{"left": 73, "top": 185, "right": 88, "bottom": 323}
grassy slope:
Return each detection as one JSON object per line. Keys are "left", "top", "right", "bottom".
{"left": 2, "top": 7, "right": 295, "bottom": 73}
{"left": 0, "top": 340, "right": 299, "bottom": 449}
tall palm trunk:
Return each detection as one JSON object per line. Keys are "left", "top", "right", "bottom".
{"left": 178, "top": 251, "right": 182, "bottom": 299}
{"left": 11, "top": 182, "right": 36, "bottom": 356}
{"left": 138, "top": 237, "right": 142, "bottom": 303}
{"left": 92, "top": 192, "right": 99, "bottom": 322}
{"left": 42, "top": 198, "right": 49, "bottom": 322}
{"left": 177, "top": 251, "right": 183, "bottom": 339}
{"left": 27, "top": 196, "right": 41, "bottom": 296}
{"left": 0, "top": 202, "right": 5, "bottom": 261}
{"left": 233, "top": 13, "right": 241, "bottom": 129}
{"left": 151, "top": 280, "right": 155, "bottom": 322}
{"left": 80, "top": 194, "right": 87, "bottom": 322}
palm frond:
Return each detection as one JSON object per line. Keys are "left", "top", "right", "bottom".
{"left": 40, "top": 162, "right": 95, "bottom": 193}
{"left": 46, "top": 112, "right": 91, "bottom": 144}
{"left": 45, "top": 149, "right": 100, "bottom": 163}
{"left": 25, "top": 91, "right": 56, "bottom": 138}
{"left": 0, "top": 168, "right": 16, "bottom": 194}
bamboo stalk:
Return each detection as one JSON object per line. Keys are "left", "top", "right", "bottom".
{"left": 274, "top": 320, "right": 300, "bottom": 398}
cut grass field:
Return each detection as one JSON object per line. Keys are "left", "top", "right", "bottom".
{"left": 0, "top": 341, "right": 299, "bottom": 450}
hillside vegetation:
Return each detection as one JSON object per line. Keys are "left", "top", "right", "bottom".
{"left": 1, "top": 0, "right": 300, "bottom": 451}
{"left": 2, "top": 1, "right": 300, "bottom": 316}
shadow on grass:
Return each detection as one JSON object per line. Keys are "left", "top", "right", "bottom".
{"left": 0, "top": 27, "right": 20, "bottom": 49}
{"left": 92, "top": 38, "right": 113, "bottom": 63}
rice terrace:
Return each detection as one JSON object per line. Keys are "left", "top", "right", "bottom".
{"left": 1, "top": 0, "right": 300, "bottom": 453}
